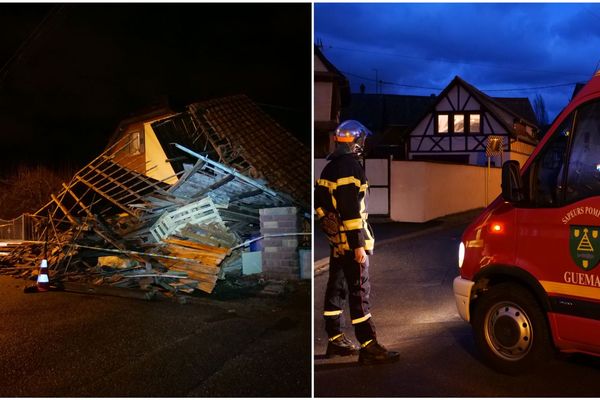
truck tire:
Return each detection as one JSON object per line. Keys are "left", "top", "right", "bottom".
{"left": 471, "top": 282, "right": 553, "bottom": 375}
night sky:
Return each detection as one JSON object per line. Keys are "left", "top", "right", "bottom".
{"left": 315, "top": 3, "right": 600, "bottom": 125}
{"left": 0, "top": 3, "right": 310, "bottom": 171}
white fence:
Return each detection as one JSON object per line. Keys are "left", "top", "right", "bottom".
{"left": 315, "top": 159, "right": 502, "bottom": 223}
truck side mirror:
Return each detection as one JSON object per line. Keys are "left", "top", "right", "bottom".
{"left": 501, "top": 160, "right": 524, "bottom": 203}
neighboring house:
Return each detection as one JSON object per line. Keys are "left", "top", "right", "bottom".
{"left": 314, "top": 46, "right": 350, "bottom": 157}
{"left": 341, "top": 93, "right": 437, "bottom": 159}
{"left": 106, "top": 107, "right": 178, "bottom": 184}
{"left": 408, "top": 76, "right": 539, "bottom": 166}
{"left": 107, "top": 95, "right": 310, "bottom": 208}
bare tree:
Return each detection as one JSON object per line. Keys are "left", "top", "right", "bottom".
{"left": 533, "top": 94, "right": 549, "bottom": 127}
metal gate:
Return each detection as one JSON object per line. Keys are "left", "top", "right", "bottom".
{"left": 0, "top": 214, "right": 47, "bottom": 241}
{"left": 314, "top": 157, "right": 391, "bottom": 217}
{"left": 364, "top": 158, "right": 390, "bottom": 217}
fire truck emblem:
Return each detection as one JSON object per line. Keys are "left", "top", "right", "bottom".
{"left": 570, "top": 226, "right": 600, "bottom": 271}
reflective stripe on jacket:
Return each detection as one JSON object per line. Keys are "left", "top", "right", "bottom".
{"left": 315, "top": 152, "right": 374, "bottom": 256}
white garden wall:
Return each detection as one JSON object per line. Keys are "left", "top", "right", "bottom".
{"left": 390, "top": 161, "right": 501, "bottom": 222}
{"left": 314, "top": 159, "right": 502, "bottom": 223}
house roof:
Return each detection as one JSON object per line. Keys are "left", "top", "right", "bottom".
{"left": 153, "top": 95, "right": 310, "bottom": 208}
{"left": 342, "top": 76, "right": 540, "bottom": 146}
{"left": 455, "top": 76, "right": 538, "bottom": 129}
{"left": 314, "top": 46, "right": 351, "bottom": 107}
{"left": 493, "top": 98, "right": 538, "bottom": 127}
{"left": 106, "top": 106, "right": 175, "bottom": 148}
{"left": 341, "top": 93, "right": 437, "bottom": 132}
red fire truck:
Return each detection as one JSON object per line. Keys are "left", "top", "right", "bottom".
{"left": 454, "top": 71, "right": 600, "bottom": 374}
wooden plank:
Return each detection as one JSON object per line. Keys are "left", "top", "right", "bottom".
{"left": 190, "top": 173, "right": 235, "bottom": 199}
{"left": 50, "top": 194, "right": 79, "bottom": 226}
{"left": 160, "top": 255, "right": 218, "bottom": 269}
{"left": 62, "top": 183, "right": 95, "bottom": 220}
{"left": 163, "top": 247, "right": 224, "bottom": 265}
{"left": 166, "top": 265, "right": 219, "bottom": 281}
{"left": 168, "top": 158, "right": 206, "bottom": 193}
{"left": 163, "top": 237, "right": 229, "bottom": 254}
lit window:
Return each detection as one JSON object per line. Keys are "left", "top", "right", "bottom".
{"left": 454, "top": 114, "right": 464, "bottom": 133}
{"left": 438, "top": 114, "right": 449, "bottom": 133}
{"left": 470, "top": 114, "right": 480, "bottom": 133}
{"left": 130, "top": 131, "right": 142, "bottom": 155}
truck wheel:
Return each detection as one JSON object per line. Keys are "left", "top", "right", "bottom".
{"left": 472, "top": 282, "right": 553, "bottom": 375}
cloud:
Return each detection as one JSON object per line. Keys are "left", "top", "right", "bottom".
{"left": 316, "top": 3, "right": 599, "bottom": 119}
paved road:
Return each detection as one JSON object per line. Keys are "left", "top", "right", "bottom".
{"left": 0, "top": 276, "right": 310, "bottom": 397}
{"left": 314, "top": 223, "right": 600, "bottom": 397}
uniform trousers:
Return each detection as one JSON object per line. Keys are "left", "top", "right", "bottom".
{"left": 323, "top": 250, "right": 376, "bottom": 344}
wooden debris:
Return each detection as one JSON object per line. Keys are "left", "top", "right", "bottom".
{"left": 0, "top": 133, "right": 304, "bottom": 297}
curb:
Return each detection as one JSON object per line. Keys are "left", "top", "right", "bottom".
{"left": 313, "top": 217, "right": 471, "bottom": 277}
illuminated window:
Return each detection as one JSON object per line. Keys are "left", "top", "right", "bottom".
{"left": 130, "top": 131, "right": 142, "bottom": 155}
{"left": 470, "top": 114, "right": 480, "bottom": 133}
{"left": 454, "top": 114, "right": 465, "bottom": 133}
{"left": 437, "top": 114, "right": 449, "bottom": 134}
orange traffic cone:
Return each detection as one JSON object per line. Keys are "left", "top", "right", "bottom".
{"left": 36, "top": 259, "right": 50, "bottom": 292}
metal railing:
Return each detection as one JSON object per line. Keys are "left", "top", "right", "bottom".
{"left": 0, "top": 214, "right": 47, "bottom": 241}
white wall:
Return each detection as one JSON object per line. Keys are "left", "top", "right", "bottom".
{"left": 390, "top": 161, "right": 502, "bottom": 223}
{"left": 315, "top": 158, "right": 502, "bottom": 223}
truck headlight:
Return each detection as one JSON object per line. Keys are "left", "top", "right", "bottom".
{"left": 458, "top": 242, "right": 465, "bottom": 269}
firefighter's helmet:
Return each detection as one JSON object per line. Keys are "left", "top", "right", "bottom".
{"left": 334, "top": 120, "right": 371, "bottom": 143}
{"left": 334, "top": 120, "right": 371, "bottom": 157}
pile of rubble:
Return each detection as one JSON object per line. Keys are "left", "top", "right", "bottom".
{"left": 0, "top": 95, "right": 310, "bottom": 296}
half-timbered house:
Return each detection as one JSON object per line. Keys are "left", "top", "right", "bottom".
{"left": 408, "top": 76, "right": 539, "bottom": 166}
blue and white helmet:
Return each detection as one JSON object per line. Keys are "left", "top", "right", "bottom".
{"left": 334, "top": 120, "right": 372, "bottom": 143}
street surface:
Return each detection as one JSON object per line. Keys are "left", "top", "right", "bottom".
{"left": 314, "top": 221, "right": 600, "bottom": 397}
{"left": 0, "top": 276, "right": 310, "bottom": 397}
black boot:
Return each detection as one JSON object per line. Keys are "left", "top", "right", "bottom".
{"left": 326, "top": 333, "right": 359, "bottom": 357}
{"left": 358, "top": 340, "right": 400, "bottom": 365}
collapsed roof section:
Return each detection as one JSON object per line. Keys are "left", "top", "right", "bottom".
{"left": 152, "top": 94, "right": 310, "bottom": 209}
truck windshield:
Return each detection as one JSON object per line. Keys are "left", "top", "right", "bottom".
{"left": 565, "top": 100, "right": 600, "bottom": 203}
{"left": 528, "top": 114, "right": 572, "bottom": 207}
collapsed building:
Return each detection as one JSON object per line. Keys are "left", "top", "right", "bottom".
{"left": 0, "top": 95, "right": 311, "bottom": 296}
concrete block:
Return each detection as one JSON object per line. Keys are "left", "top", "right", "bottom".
{"left": 277, "top": 221, "right": 299, "bottom": 230}
{"left": 259, "top": 207, "right": 298, "bottom": 217}
{"left": 261, "top": 221, "right": 279, "bottom": 229}
{"left": 283, "top": 239, "right": 298, "bottom": 248}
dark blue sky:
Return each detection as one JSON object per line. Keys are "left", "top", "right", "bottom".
{"left": 315, "top": 3, "right": 600, "bottom": 124}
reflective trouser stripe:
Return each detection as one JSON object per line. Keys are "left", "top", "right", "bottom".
{"left": 361, "top": 339, "right": 373, "bottom": 348}
{"left": 352, "top": 313, "right": 372, "bottom": 325}
{"left": 329, "top": 333, "right": 343, "bottom": 342}
{"left": 324, "top": 310, "right": 343, "bottom": 317}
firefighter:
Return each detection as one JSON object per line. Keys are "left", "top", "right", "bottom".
{"left": 315, "top": 120, "right": 400, "bottom": 365}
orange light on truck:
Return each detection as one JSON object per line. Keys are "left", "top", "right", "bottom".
{"left": 489, "top": 223, "right": 504, "bottom": 234}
